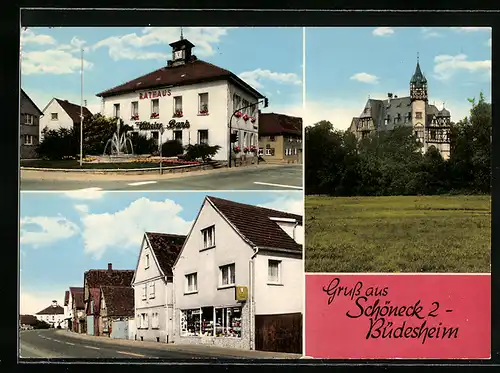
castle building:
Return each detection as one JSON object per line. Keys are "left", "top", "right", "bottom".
{"left": 348, "top": 59, "right": 451, "bottom": 159}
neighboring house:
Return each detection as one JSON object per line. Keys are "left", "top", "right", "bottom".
{"left": 35, "top": 301, "right": 66, "bottom": 328}
{"left": 347, "top": 58, "right": 451, "bottom": 159}
{"left": 83, "top": 263, "right": 135, "bottom": 337}
{"left": 39, "top": 98, "right": 92, "bottom": 140}
{"left": 99, "top": 286, "right": 135, "bottom": 339}
{"left": 95, "top": 35, "right": 265, "bottom": 162}
{"left": 20, "top": 89, "right": 43, "bottom": 159}
{"left": 68, "top": 287, "right": 85, "bottom": 333}
{"left": 258, "top": 112, "right": 302, "bottom": 164}
{"left": 132, "top": 232, "right": 186, "bottom": 343}
{"left": 173, "top": 196, "right": 304, "bottom": 353}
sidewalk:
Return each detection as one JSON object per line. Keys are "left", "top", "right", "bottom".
{"left": 56, "top": 330, "right": 302, "bottom": 359}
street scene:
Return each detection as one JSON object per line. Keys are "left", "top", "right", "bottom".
{"left": 20, "top": 27, "right": 303, "bottom": 191}
{"left": 20, "top": 191, "right": 304, "bottom": 359}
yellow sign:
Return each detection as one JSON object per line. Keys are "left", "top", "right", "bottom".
{"left": 235, "top": 286, "right": 248, "bottom": 301}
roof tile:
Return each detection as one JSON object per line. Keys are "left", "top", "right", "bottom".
{"left": 259, "top": 113, "right": 302, "bottom": 136}
{"left": 145, "top": 233, "right": 186, "bottom": 277}
{"left": 101, "top": 286, "right": 135, "bottom": 317}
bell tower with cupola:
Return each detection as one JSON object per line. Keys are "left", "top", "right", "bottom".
{"left": 168, "top": 28, "right": 195, "bottom": 67}
{"left": 410, "top": 53, "right": 428, "bottom": 152}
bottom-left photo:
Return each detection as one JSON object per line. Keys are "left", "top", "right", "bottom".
{"left": 19, "top": 190, "right": 304, "bottom": 360}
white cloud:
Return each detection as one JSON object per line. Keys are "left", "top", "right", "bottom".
{"left": 21, "top": 29, "right": 56, "bottom": 46}
{"left": 433, "top": 54, "right": 491, "bottom": 81}
{"left": 93, "top": 27, "right": 230, "bottom": 61}
{"left": 74, "top": 204, "right": 89, "bottom": 213}
{"left": 20, "top": 215, "right": 80, "bottom": 248}
{"left": 372, "top": 27, "right": 394, "bottom": 37}
{"left": 80, "top": 198, "right": 193, "bottom": 259}
{"left": 63, "top": 188, "right": 106, "bottom": 200}
{"left": 259, "top": 195, "right": 304, "bottom": 216}
{"left": 21, "top": 49, "right": 93, "bottom": 75}
{"left": 350, "top": 72, "right": 379, "bottom": 84}
{"left": 421, "top": 27, "right": 442, "bottom": 38}
{"left": 238, "top": 69, "right": 302, "bottom": 90}
{"left": 450, "top": 27, "right": 491, "bottom": 32}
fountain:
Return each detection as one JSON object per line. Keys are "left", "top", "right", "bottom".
{"left": 102, "top": 119, "right": 135, "bottom": 160}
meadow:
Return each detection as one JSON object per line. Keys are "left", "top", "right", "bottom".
{"left": 305, "top": 195, "right": 491, "bottom": 273}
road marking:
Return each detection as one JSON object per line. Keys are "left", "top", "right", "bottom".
{"left": 117, "top": 351, "right": 146, "bottom": 357}
{"left": 127, "top": 181, "right": 158, "bottom": 186}
{"left": 84, "top": 345, "right": 100, "bottom": 350}
{"left": 65, "top": 342, "right": 75, "bottom": 346}
{"left": 253, "top": 182, "right": 303, "bottom": 190}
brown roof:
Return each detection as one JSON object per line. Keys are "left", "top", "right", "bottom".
{"left": 206, "top": 196, "right": 303, "bottom": 253}
{"left": 69, "top": 287, "right": 84, "bottom": 309}
{"left": 101, "top": 286, "right": 134, "bottom": 317}
{"left": 259, "top": 112, "right": 302, "bottom": 136}
{"left": 55, "top": 98, "right": 92, "bottom": 123}
{"left": 36, "top": 304, "right": 64, "bottom": 315}
{"left": 145, "top": 232, "right": 186, "bottom": 277}
{"left": 87, "top": 288, "right": 101, "bottom": 315}
{"left": 20, "top": 314, "right": 38, "bottom": 325}
{"left": 64, "top": 291, "right": 70, "bottom": 306}
{"left": 84, "top": 269, "right": 135, "bottom": 290}
{"left": 96, "top": 59, "right": 264, "bottom": 100}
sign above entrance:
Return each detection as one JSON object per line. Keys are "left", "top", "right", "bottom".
{"left": 235, "top": 286, "right": 248, "bottom": 301}
{"left": 167, "top": 119, "right": 190, "bottom": 130}
{"left": 139, "top": 89, "right": 172, "bottom": 100}
{"left": 137, "top": 121, "right": 163, "bottom": 131}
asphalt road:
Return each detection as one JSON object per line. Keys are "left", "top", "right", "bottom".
{"left": 20, "top": 164, "right": 303, "bottom": 191}
{"left": 19, "top": 329, "right": 244, "bottom": 360}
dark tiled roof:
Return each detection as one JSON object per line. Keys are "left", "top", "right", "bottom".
{"left": 145, "top": 232, "right": 186, "bottom": 277}
{"left": 87, "top": 288, "right": 101, "bottom": 315}
{"left": 55, "top": 98, "right": 92, "bottom": 123}
{"left": 36, "top": 304, "right": 64, "bottom": 315}
{"left": 69, "top": 287, "right": 85, "bottom": 309}
{"left": 101, "top": 286, "right": 134, "bottom": 317}
{"left": 96, "top": 59, "right": 264, "bottom": 99}
{"left": 21, "top": 89, "right": 43, "bottom": 115}
{"left": 64, "top": 291, "right": 70, "bottom": 306}
{"left": 84, "top": 269, "right": 135, "bottom": 290}
{"left": 206, "top": 196, "right": 302, "bottom": 253}
{"left": 20, "top": 314, "right": 38, "bottom": 325}
{"left": 259, "top": 113, "right": 302, "bottom": 136}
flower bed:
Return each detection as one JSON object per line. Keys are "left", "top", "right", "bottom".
{"left": 130, "top": 157, "right": 200, "bottom": 166}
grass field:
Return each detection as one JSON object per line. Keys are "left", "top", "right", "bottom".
{"left": 305, "top": 195, "right": 491, "bottom": 273}
{"left": 20, "top": 160, "right": 192, "bottom": 169}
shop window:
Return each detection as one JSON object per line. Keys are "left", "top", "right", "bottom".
{"left": 199, "top": 93, "right": 209, "bottom": 115}
{"left": 151, "top": 99, "right": 160, "bottom": 118}
{"left": 145, "top": 253, "right": 149, "bottom": 269}
{"left": 180, "top": 307, "right": 242, "bottom": 338}
{"left": 174, "top": 96, "right": 183, "bottom": 117}
{"left": 201, "top": 225, "right": 215, "bottom": 249}
{"left": 219, "top": 264, "right": 235, "bottom": 287}
{"left": 215, "top": 307, "right": 242, "bottom": 338}
{"left": 51, "top": 113, "right": 58, "bottom": 121}
{"left": 24, "top": 114, "right": 34, "bottom": 124}
{"left": 186, "top": 273, "right": 197, "bottom": 293}
{"left": 113, "top": 103, "right": 121, "bottom": 118}
{"left": 149, "top": 282, "right": 155, "bottom": 299}
{"left": 180, "top": 308, "right": 202, "bottom": 336}
{"left": 268, "top": 260, "right": 282, "bottom": 283}
{"left": 23, "top": 135, "right": 33, "bottom": 145}
{"left": 198, "top": 130, "right": 209, "bottom": 145}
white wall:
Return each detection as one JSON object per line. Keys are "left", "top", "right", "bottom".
{"left": 253, "top": 253, "right": 303, "bottom": 315}
{"left": 227, "top": 83, "right": 260, "bottom": 151}
{"left": 36, "top": 313, "right": 66, "bottom": 327}
{"left": 40, "top": 100, "right": 73, "bottom": 140}
{"left": 133, "top": 236, "right": 169, "bottom": 342}
{"left": 273, "top": 221, "right": 304, "bottom": 245}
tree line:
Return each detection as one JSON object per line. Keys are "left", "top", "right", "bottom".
{"left": 305, "top": 93, "right": 491, "bottom": 196}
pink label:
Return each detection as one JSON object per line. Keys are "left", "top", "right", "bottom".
{"left": 305, "top": 274, "right": 490, "bottom": 359}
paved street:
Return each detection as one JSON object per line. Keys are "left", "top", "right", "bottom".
{"left": 20, "top": 164, "right": 303, "bottom": 191}
{"left": 20, "top": 329, "right": 295, "bottom": 360}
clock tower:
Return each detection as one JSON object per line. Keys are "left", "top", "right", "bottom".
{"left": 169, "top": 29, "right": 195, "bottom": 67}
{"left": 410, "top": 54, "right": 428, "bottom": 152}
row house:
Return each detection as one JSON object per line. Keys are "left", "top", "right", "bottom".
{"left": 95, "top": 36, "right": 266, "bottom": 162}
{"left": 83, "top": 264, "right": 135, "bottom": 336}
{"left": 99, "top": 286, "right": 135, "bottom": 339}
{"left": 67, "top": 287, "right": 85, "bottom": 333}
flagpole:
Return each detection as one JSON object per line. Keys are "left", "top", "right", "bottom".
{"left": 80, "top": 48, "right": 83, "bottom": 167}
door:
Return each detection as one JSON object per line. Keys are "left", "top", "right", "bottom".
{"left": 87, "top": 315, "right": 94, "bottom": 336}
{"left": 174, "top": 130, "right": 183, "bottom": 144}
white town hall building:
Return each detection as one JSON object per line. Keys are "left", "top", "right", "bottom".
{"left": 96, "top": 35, "right": 266, "bottom": 162}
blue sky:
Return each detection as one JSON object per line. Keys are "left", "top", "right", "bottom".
{"left": 19, "top": 191, "right": 303, "bottom": 315}
{"left": 305, "top": 27, "right": 492, "bottom": 129}
{"left": 20, "top": 27, "right": 303, "bottom": 118}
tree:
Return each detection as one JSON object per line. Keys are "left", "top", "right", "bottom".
{"left": 184, "top": 143, "right": 221, "bottom": 162}
{"left": 37, "top": 127, "right": 79, "bottom": 160}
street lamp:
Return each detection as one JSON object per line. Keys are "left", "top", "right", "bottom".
{"left": 159, "top": 124, "right": 164, "bottom": 175}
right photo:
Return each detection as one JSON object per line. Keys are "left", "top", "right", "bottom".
{"left": 304, "top": 27, "right": 491, "bottom": 359}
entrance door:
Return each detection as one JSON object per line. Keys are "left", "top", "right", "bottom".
{"left": 198, "top": 130, "right": 209, "bottom": 145}
{"left": 174, "top": 130, "right": 183, "bottom": 144}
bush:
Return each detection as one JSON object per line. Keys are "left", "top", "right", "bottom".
{"left": 130, "top": 133, "right": 157, "bottom": 155}
{"left": 33, "top": 320, "right": 51, "bottom": 329}
{"left": 162, "top": 140, "right": 184, "bottom": 157}
{"left": 37, "top": 127, "right": 79, "bottom": 160}
{"left": 184, "top": 143, "right": 221, "bottom": 162}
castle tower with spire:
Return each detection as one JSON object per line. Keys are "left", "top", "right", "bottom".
{"left": 410, "top": 54, "right": 429, "bottom": 153}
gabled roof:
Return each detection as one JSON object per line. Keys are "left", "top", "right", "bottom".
{"left": 36, "top": 304, "right": 64, "bottom": 315}
{"left": 101, "top": 286, "right": 134, "bottom": 317}
{"left": 64, "top": 291, "right": 70, "bottom": 306}
{"left": 96, "top": 59, "right": 264, "bottom": 100}
{"left": 259, "top": 113, "right": 302, "bottom": 136}
{"left": 86, "top": 288, "right": 101, "bottom": 315}
{"left": 69, "top": 287, "right": 85, "bottom": 309}
{"left": 84, "top": 269, "right": 135, "bottom": 290}
{"left": 145, "top": 232, "right": 186, "bottom": 277}
{"left": 206, "top": 196, "right": 303, "bottom": 253}
{"left": 21, "top": 89, "right": 43, "bottom": 116}
{"left": 42, "top": 98, "right": 92, "bottom": 123}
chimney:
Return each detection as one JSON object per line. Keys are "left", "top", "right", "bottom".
{"left": 107, "top": 263, "right": 112, "bottom": 271}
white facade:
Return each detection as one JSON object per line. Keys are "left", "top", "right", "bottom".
{"left": 101, "top": 80, "right": 261, "bottom": 161}
{"left": 36, "top": 302, "right": 66, "bottom": 328}
{"left": 40, "top": 99, "right": 74, "bottom": 140}
{"left": 132, "top": 235, "right": 175, "bottom": 343}
{"left": 172, "top": 198, "right": 303, "bottom": 350}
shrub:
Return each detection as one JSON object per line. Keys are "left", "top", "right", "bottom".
{"left": 130, "top": 133, "right": 157, "bottom": 155}
{"left": 162, "top": 139, "right": 184, "bottom": 157}
{"left": 37, "top": 127, "right": 79, "bottom": 160}
{"left": 33, "top": 320, "right": 51, "bottom": 329}
{"left": 184, "top": 143, "right": 221, "bottom": 162}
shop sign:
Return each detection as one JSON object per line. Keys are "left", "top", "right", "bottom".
{"left": 139, "top": 89, "right": 172, "bottom": 100}
{"left": 235, "top": 286, "right": 248, "bottom": 301}
{"left": 137, "top": 121, "right": 163, "bottom": 131}
{"left": 167, "top": 119, "right": 190, "bottom": 129}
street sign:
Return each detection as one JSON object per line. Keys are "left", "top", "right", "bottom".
{"left": 235, "top": 286, "right": 248, "bottom": 301}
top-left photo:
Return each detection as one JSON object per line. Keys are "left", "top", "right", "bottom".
{"left": 19, "top": 27, "right": 303, "bottom": 191}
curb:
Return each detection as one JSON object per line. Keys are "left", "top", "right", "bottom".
{"left": 20, "top": 163, "right": 208, "bottom": 174}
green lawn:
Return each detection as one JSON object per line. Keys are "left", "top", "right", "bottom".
{"left": 20, "top": 160, "right": 192, "bottom": 169}
{"left": 305, "top": 195, "right": 491, "bottom": 273}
